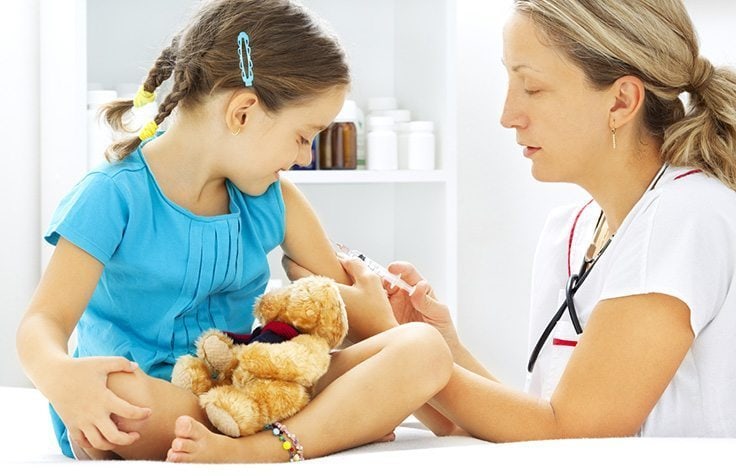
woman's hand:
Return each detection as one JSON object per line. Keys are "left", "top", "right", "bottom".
{"left": 385, "top": 261, "right": 460, "bottom": 347}
{"left": 49, "top": 357, "right": 152, "bottom": 452}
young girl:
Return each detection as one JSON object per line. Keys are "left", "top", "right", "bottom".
{"left": 16, "top": 0, "right": 451, "bottom": 462}
{"left": 333, "top": 0, "right": 736, "bottom": 439}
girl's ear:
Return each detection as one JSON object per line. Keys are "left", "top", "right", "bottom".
{"left": 225, "top": 90, "right": 258, "bottom": 134}
{"left": 608, "top": 75, "right": 646, "bottom": 130}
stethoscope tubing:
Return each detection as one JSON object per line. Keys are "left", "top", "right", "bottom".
{"left": 526, "top": 164, "right": 669, "bottom": 374}
{"left": 526, "top": 244, "right": 606, "bottom": 373}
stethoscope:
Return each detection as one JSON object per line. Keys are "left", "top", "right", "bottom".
{"left": 526, "top": 164, "right": 670, "bottom": 373}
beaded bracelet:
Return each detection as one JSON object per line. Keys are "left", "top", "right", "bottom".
{"left": 264, "top": 422, "right": 304, "bottom": 462}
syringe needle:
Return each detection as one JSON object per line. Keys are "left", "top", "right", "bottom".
{"left": 331, "top": 240, "right": 415, "bottom": 295}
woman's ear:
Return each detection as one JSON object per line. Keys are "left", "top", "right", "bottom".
{"left": 608, "top": 75, "right": 646, "bottom": 130}
{"left": 225, "top": 90, "right": 258, "bottom": 134}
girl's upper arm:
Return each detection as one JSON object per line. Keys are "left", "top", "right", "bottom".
{"left": 280, "top": 177, "right": 350, "bottom": 285}
{"left": 25, "top": 237, "right": 105, "bottom": 335}
{"left": 551, "top": 292, "right": 694, "bottom": 437}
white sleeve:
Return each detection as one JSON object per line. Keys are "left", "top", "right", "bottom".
{"left": 598, "top": 191, "right": 733, "bottom": 336}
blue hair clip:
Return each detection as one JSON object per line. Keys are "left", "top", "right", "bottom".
{"left": 237, "top": 31, "right": 254, "bottom": 87}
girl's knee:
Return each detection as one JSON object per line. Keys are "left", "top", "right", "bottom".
{"left": 390, "top": 323, "right": 453, "bottom": 386}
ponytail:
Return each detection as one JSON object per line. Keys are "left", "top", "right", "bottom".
{"left": 662, "top": 62, "right": 736, "bottom": 190}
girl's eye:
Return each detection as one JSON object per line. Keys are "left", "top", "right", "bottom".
{"left": 524, "top": 89, "right": 541, "bottom": 96}
{"left": 299, "top": 137, "right": 310, "bottom": 146}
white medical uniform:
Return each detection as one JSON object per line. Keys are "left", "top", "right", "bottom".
{"left": 525, "top": 165, "right": 736, "bottom": 436}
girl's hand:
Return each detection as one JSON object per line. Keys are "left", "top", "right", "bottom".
{"left": 337, "top": 257, "right": 399, "bottom": 340}
{"left": 385, "top": 261, "right": 460, "bottom": 347}
{"left": 49, "top": 357, "right": 152, "bottom": 451}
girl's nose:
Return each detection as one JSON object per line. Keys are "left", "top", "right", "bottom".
{"left": 295, "top": 147, "right": 314, "bottom": 167}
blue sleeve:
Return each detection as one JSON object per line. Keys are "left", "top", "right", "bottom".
{"left": 44, "top": 172, "right": 129, "bottom": 265}
{"left": 244, "top": 180, "right": 286, "bottom": 251}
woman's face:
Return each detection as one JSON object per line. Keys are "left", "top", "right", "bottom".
{"left": 500, "top": 13, "right": 613, "bottom": 185}
{"left": 228, "top": 86, "right": 346, "bottom": 196}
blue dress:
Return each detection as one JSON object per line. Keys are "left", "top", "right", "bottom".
{"left": 44, "top": 141, "right": 285, "bottom": 457}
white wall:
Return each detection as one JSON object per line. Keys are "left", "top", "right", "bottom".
{"left": 453, "top": 1, "right": 585, "bottom": 388}
{"left": 453, "top": 0, "right": 736, "bottom": 389}
{"left": 0, "top": 2, "right": 40, "bottom": 387}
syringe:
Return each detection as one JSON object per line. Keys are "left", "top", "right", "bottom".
{"left": 333, "top": 242, "right": 416, "bottom": 295}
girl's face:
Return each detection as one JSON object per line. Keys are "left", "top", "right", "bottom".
{"left": 500, "top": 13, "right": 613, "bottom": 185}
{"left": 227, "top": 86, "right": 347, "bottom": 195}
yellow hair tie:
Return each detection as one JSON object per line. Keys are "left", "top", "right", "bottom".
{"left": 133, "top": 87, "right": 156, "bottom": 108}
{"left": 138, "top": 121, "right": 158, "bottom": 141}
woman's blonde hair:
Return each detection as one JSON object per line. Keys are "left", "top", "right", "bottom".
{"left": 102, "top": 0, "right": 350, "bottom": 161}
{"left": 514, "top": 0, "right": 736, "bottom": 190}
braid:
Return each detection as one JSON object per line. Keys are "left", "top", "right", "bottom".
{"left": 142, "top": 36, "right": 180, "bottom": 95}
{"left": 153, "top": 66, "right": 191, "bottom": 126}
{"left": 102, "top": 36, "right": 180, "bottom": 161}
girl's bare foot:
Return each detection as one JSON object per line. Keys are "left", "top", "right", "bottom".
{"left": 166, "top": 416, "right": 243, "bottom": 463}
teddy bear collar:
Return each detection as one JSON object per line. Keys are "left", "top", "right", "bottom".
{"left": 225, "top": 321, "right": 300, "bottom": 345}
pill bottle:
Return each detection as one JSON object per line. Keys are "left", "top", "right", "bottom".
{"left": 366, "top": 116, "right": 398, "bottom": 170}
{"left": 407, "top": 121, "right": 436, "bottom": 170}
{"left": 318, "top": 127, "right": 334, "bottom": 169}
{"left": 330, "top": 100, "right": 359, "bottom": 170}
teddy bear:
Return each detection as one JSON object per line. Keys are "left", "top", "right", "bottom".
{"left": 171, "top": 275, "right": 348, "bottom": 438}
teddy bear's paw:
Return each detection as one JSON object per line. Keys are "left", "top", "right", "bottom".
{"left": 205, "top": 404, "right": 242, "bottom": 438}
{"left": 200, "top": 387, "right": 264, "bottom": 437}
{"left": 200, "top": 333, "right": 237, "bottom": 375}
{"left": 171, "top": 355, "right": 213, "bottom": 395}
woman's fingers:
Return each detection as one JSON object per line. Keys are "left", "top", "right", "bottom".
{"left": 387, "top": 261, "right": 424, "bottom": 286}
{"left": 409, "top": 280, "right": 446, "bottom": 317}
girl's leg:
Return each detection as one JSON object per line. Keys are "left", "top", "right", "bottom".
{"left": 168, "top": 322, "right": 452, "bottom": 463}
{"left": 79, "top": 368, "right": 210, "bottom": 460}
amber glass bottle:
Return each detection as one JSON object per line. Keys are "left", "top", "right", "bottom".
{"left": 331, "top": 121, "right": 357, "bottom": 169}
{"left": 318, "top": 100, "right": 359, "bottom": 170}
{"left": 318, "top": 127, "right": 333, "bottom": 169}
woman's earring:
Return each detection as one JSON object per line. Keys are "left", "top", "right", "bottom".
{"left": 232, "top": 127, "right": 241, "bottom": 136}
{"left": 611, "top": 120, "right": 617, "bottom": 150}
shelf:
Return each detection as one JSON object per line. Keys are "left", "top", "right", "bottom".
{"left": 281, "top": 169, "right": 447, "bottom": 184}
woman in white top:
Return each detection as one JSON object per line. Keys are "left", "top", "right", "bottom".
{"left": 309, "top": 0, "right": 736, "bottom": 439}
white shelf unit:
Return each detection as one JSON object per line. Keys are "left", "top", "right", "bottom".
{"left": 272, "top": 0, "right": 458, "bottom": 316}
{"left": 282, "top": 170, "right": 448, "bottom": 184}
{"left": 44, "top": 0, "right": 458, "bottom": 317}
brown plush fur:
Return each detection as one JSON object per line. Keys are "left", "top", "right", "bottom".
{"left": 171, "top": 275, "right": 348, "bottom": 437}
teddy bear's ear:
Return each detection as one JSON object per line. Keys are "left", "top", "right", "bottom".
{"left": 254, "top": 287, "right": 287, "bottom": 323}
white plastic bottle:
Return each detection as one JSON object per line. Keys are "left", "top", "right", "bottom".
{"left": 366, "top": 116, "right": 398, "bottom": 171}
{"left": 407, "top": 121, "right": 436, "bottom": 170}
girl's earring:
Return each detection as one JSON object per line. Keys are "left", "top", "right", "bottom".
{"left": 232, "top": 127, "right": 241, "bottom": 136}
